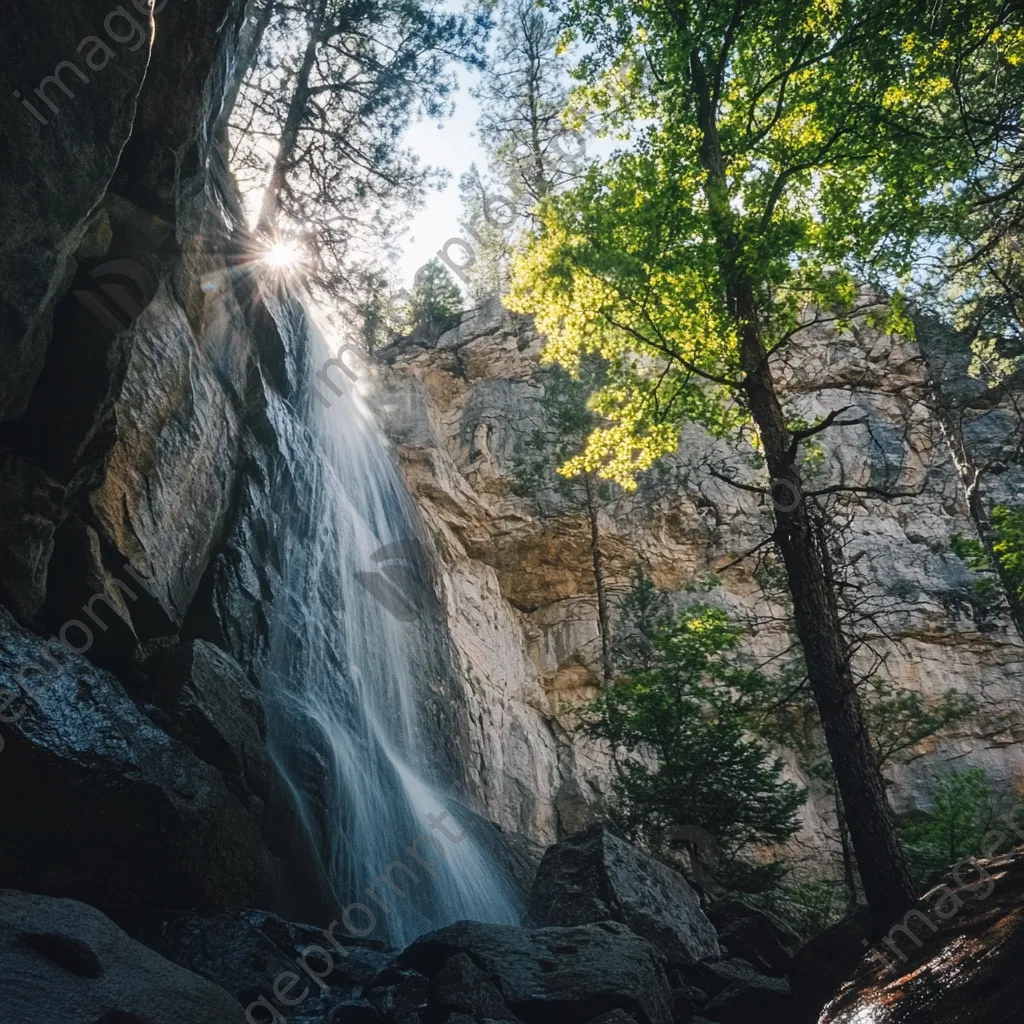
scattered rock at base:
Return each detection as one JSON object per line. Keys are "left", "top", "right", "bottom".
{"left": 703, "top": 899, "right": 801, "bottom": 976}
{"left": 398, "top": 918, "right": 676, "bottom": 1024}
{"left": 527, "top": 823, "right": 720, "bottom": 965}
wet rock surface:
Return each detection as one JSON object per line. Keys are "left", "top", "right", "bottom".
{"left": 0, "top": 609, "right": 266, "bottom": 922}
{"left": 819, "top": 853, "right": 1024, "bottom": 1024}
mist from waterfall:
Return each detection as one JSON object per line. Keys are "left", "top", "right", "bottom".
{"left": 259, "top": 297, "right": 521, "bottom": 949}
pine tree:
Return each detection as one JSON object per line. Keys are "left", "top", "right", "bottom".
{"left": 459, "top": 0, "right": 586, "bottom": 298}
{"left": 406, "top": 259, "right": 464, "bottom": 338}
{"left": 230, "top": 0, "right": 486, "bottom": 305}
{"left": 580, "top": 570, "right": 805, "bottom": 892}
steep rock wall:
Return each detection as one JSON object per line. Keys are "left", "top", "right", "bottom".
{"left": 376, "top": 297, "right": 1024, "bottom": 869}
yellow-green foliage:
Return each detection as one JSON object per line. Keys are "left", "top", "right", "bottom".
{"left": 507, "top": 0, "right": 1022, "bottom": 489}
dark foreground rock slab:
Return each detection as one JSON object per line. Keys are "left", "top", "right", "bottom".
{"left": 399, "top": 918, "right": 676, "bottom": 1024}
{"left": 0, "top": 889, "right": 246, "bottom": 1023}
{"left": 0, "top": 609, "right": 265, "bottom": 923}
{"left": 819, "top": 853, "right": 1024, "bottom": 1024}
{"left": 527, "top": 823, "right": 719, "bottom": 965}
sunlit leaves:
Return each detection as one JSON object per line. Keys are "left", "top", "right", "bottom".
{"left": 509, "top": 0, "right": 1022, "bottom": 487}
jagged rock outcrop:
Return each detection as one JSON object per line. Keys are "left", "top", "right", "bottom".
{"left": 0, "top": 889, "right": 247, "bottom": 1024}
{"left": 0, "top": 608, "right": 266, "bottom": 919}
{"left": 376, "top": 297, "right": 1024, "bottom": 870}
{"left": 527, "top": 823, "right": 720, "bottom": 965}
{"left": 0, "top": 0, "right": 338, "bottom": 925}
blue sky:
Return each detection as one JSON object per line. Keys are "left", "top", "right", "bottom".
{"left": 396, "top": 65, "right": 488, "bottom": 289}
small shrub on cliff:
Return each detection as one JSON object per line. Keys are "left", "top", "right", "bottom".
{"left": 579, "top": 573, "right": 805, "bottom": 892}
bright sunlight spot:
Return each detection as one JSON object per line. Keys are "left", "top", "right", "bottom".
{"left": 263, "top": 239, "right": 305, "bottom": 268}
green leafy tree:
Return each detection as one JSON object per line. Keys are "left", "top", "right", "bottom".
{"left": 950, "top": 505, "right": 1024, "bottom": 635}
{"left": 580, "top": 576, "right": 805, "bottom": 892}
{"left": 509, "top": 0, "right": 1022, "bottom": 926}
{"left": 406, "top": 259, "right": 465, "bottom": 337}
{"left": 899, "top": 768, "right": 993, "bottom": 885}
{"left": 513, "top": 358, "right": 615, "bottom": 682}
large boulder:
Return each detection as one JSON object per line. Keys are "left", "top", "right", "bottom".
{"left": 135, "top": 637, "right": 272, "bottom": 812}
{"left": 0, "top": 889, "right": 246, "bottom": 1023}
{"left": 398, "top": 919, "right": 676, "bottom": 1024}
{"left": 141, "top": 908, "right": 392, "bottom": 1023}
{"left": 527, "top": 824, "right": 720, "bottom": 964}
{"left": 703, "top": 900, "right": 801, "bottom": 976}
{"left": 0, "top": 608, "right": 265, "bottom": 922}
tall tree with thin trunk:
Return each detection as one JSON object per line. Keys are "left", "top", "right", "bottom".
{"left": 459, "top": 0, "right": 585, "bottom": 297}
{"left": 512, "top": 359, "right": 615, "bottom": 685}
{"left": 230, "top": 0, "right": 487, "bottom": 299}
{"left": 510, "top": 0, "right": 1022, "bottom": 929}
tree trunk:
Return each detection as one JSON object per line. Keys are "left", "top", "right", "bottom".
{"left": 256, "top": 0, "right": 327, "bottom": 235}
{"left": 584, "top": 472, "right": 614, "bottom": 686}
{"left": 685, "top": 42, "right": 917, "bottom": 930}
{"left": 736, "top": 284, "right": 916, "bottom": 927}
{"left": 835, "top": 788, "right": 860, "bottom": 908}
{"left": 931, "top": 392, "right": 1024, "bottom": 641}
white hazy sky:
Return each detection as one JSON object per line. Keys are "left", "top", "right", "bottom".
{"left": 396, "top": 65, "right": 488, "bottom": 290}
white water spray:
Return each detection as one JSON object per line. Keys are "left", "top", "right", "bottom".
{"left": 260, "top": 298, "right": 520, "bottom": 948}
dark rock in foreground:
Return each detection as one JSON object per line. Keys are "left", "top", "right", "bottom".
{"left": 0, "top": 889, "right": 246, "bottom": 1023}
{"left": 703, "top": 899, "right": 801, "bottom": 976}
{"left": 0, "top": 610, "right": 266, "bottom": 923}
{"left": 527, "top": 823, "right": 720, "bottom": 965}
{"left": 399, "top": 918, "right": 676, "bottom": 1024}
{"left": 819, "top": 852, "right": 1024, "bottom": 1024}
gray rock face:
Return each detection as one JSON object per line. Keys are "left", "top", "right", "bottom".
{"left": 0, "top": 0, "right": 152, "bottom": 421}
{"left": 136, "top": 637, "right": 271, "bottom": 811}
{"left": 528, "top": 824, "right": 720, "bottom": 964}
{"left": 378, "top": 297, "right": 1024, "bottom": 878}
{"left": 399, "top": 919, "right": 676, "bottom": 1024}
{"left": 0, "top": 889, "right": 247, "bottom": 1024}
{"left": 0, "top": 609, "right": 264, "bottom": 920}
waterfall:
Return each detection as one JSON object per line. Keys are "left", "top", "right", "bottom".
{"left": 259, "top": 296, "right": 521, "bottom": 949}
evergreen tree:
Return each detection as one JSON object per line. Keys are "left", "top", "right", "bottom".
{"left": 580, "top": 571, "right": 806, "bottom": 892}
{"left": 406, "top": 259, "right": 464, "bottom": 337}
{"left": 473, "top": 0, "right": 578, "bottom": 206}
{"left": 459, "top": 0, "right": 585, "bottom": 298}
{"left": 899, "top": 768, "right": 993, "bottom": 885}
{"left": 230, "top": 0, "right": 487, "bottom": 306}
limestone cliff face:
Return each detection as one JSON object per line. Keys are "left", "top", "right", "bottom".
{"left": 376, "top": 297, "right": 1024, "bottom": 868}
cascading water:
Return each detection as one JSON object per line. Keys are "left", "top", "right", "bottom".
{"left": 260, "top": 294, "right": 521, "bottom": 949}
